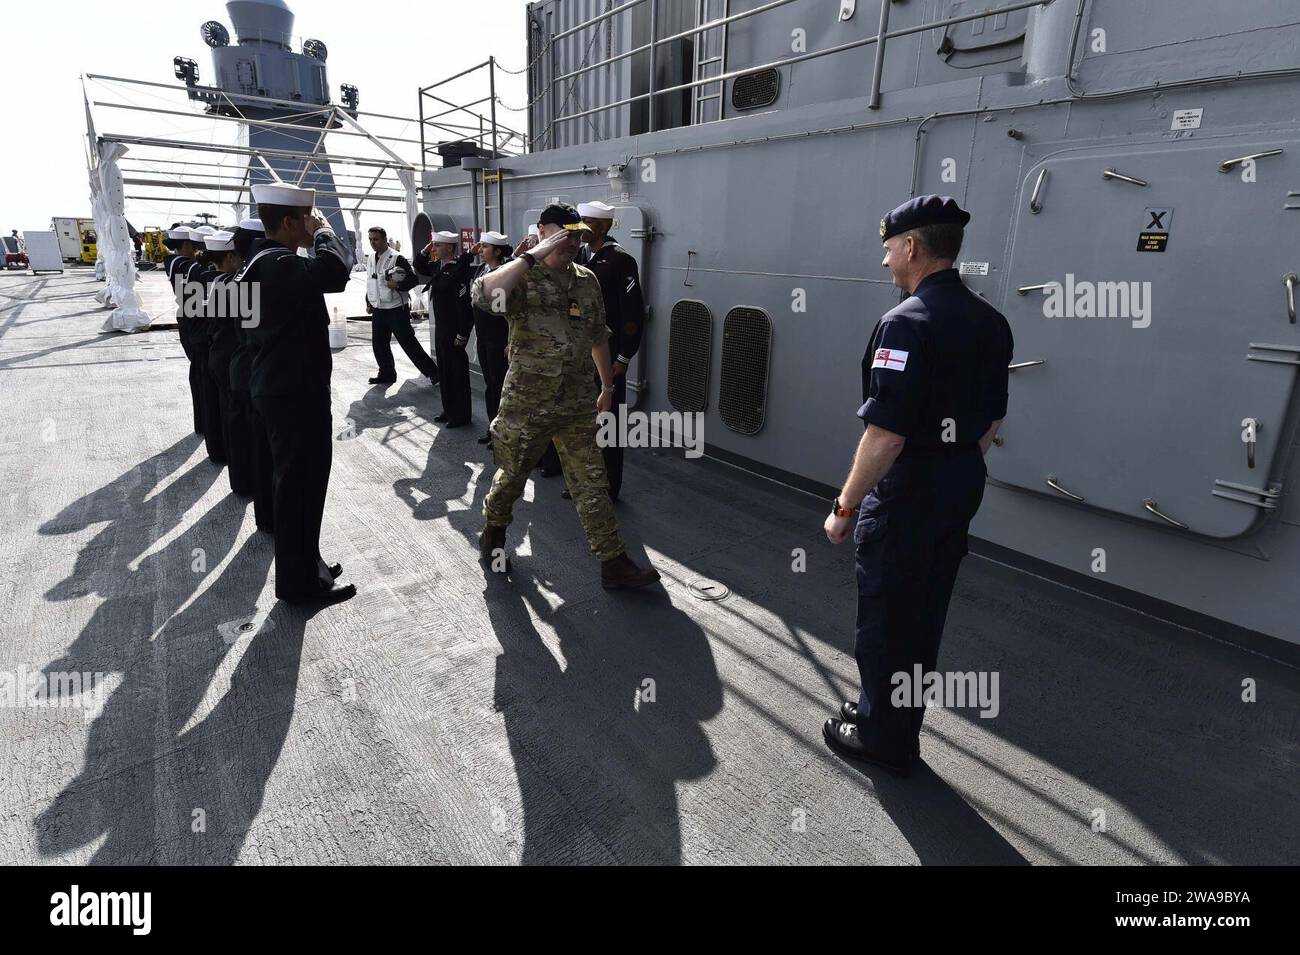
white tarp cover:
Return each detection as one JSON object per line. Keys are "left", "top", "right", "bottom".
{"left": 94, "top": 142, "right": 150, "bottom": 332}
{"left": 89, "top": 168, "right": 108, "bottom": 282}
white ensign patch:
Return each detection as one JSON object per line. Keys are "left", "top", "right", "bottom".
{"left": 872, "top": 348, "right": 908, "bottom": 371}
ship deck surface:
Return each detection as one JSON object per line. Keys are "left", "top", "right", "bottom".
{"left": 1, "top": 268, "right": 1296, "bottom": 865}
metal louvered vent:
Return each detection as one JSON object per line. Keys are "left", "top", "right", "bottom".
{"left": 667, "top": 300, "right": 712, "bottom": 414}
{"left": 731, "top": 69, "right": 780, "bottom": 110}
{"left": 719, "top": 307, "right": 772, "bottom": 435}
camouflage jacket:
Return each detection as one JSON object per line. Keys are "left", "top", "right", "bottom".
{"left": 471, "top": 261, "right": 610, "bottom": 386}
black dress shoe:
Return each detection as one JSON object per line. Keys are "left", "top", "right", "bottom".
{"left": 428, "top": 370, "right": 440, "bottom": 386}
{"left": 284, "top": 583, "right": 356, "bottom": 607}
{"left": 822, "top": 719, "right": 914, "bottom": 776}
{"left": 445, "top": 418, "right": 470, "bottom": 429}
{"left": 477, "top": 431, "right": 492, "bottom": 445}
{"left": 560, "top": 488, "right": 572, "bottom": 500}
{"left": 369, "top": 376, "right": 396, "bottom": 385}
{"left": 837, "top": 702, "right": 922, "bottom": 760}
{"left": 328, "top": 563, "right": 343, "bottom": 579}
{"left": 434, "top": 413, "right": 449, "bottom": 423}
{"left": 539, "top": 465, "right": 561, "bottom": 478}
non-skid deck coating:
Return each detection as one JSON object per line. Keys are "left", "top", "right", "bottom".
{"left": 1, "top": 268, "right": 1296, "bottom": 865}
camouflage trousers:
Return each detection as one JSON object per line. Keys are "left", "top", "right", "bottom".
{"left": 484, "top": 384, "right": 623, "bottom": 561}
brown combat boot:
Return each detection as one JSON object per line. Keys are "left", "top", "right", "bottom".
{"left": 601, "top": 552, "right": 661, "bottom": 590}
{"left": 479, "top": 524, "right": 511, "bottom": 572}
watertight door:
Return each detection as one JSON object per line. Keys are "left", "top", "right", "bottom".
{"left": 994, "top": 136, "right": 1300, "bottom": 538}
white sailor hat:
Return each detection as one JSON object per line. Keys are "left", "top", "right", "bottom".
{"left": 527, "top": 224, "right": 539, "bottom": 237}
{"left": 577, "top": 200, "right": 615, "bottom": 220}
{"left": 479, "top": 230, "right": 511, "bottom": 247}
{"left": 238, "top": 218, "right": 265, "bottom": 232}
{"left": 166, "top": 227, "right": 192, "bottom": 240}
{"left": 251, "top": 182, "right": 316, "bottom": 206}
{"left": 205, "top": 230, "right": 236, "bottom": 251}
{"left": 188, "top": 228, "right": 211, "bottom": 243}
{"left": 195, "top": 225, "right": 217, "bottom": 235}
{"left": 431, "top": 230, "right": 459, "bottom": 244}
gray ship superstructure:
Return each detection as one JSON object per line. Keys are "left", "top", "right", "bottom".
{"left": 416, "top": 0, "right": 1300, "bottom": 653}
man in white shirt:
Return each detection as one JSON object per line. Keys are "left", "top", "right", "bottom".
{"left": 365, "top": 226, "right": 439, "bottom": 386}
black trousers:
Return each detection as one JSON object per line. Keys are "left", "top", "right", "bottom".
{"left": 475, "top": 330, "right": 509, "bottom": 424}
{"left": 224, "top": 386, "right": 255, "bottom": 497}
{"left": 254, "top": 390, "right": 334, "bottom": 601}
{"left": 178, "top": 319, "right": 205, "bottom": 435}
{"left": 852, "top": 449, "right": 987, "bottom": 764}
{"left": 433, "top": 312, "right": 472, "bottom": 424}
{"left": 199, "top": 340, "right": 227, "bottom": 463}
{"left": 601, "top": 371, "right": 627, "bottom": 500}
{"left": 249, "top": 401, "right": 276, "bottom": 533}
{"left": 371, "top": 304, "right": 438, "bottom": 380}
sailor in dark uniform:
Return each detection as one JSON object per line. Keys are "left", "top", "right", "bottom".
{"left": 237, "top": 183, "right": 355, "bottom": 606}
{"left": 470, "top": 231, "right": 513, "bottom": 446}
{"left": 162, "top": 226, "right": 207, "bottom": 435}
{"left": 227, "top": 219, "right": 273, "bottom": 523}
{"left": 189, "top": 227, "right": 229, "bottom": 464}
{"left": 560, "top": 201, "right": 645, "bottom": 502}
{"left": 821, "top": 196, "right": 1013, "bottom": 775}
{"left": 203, "top": 229, "right": 249, "bottom": 495}
{"left": 364, "top": 225, "right": 439, "bottom": 386}
{"left": 414, "top": 230, "right": 475, "bottom": 427}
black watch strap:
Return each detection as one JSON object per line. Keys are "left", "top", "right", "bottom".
{"left": 520, "top": 251, "right": 537, "bottom": 268}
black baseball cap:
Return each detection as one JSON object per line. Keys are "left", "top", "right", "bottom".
{"left": 537, "top": 203, "right": 591, "bottom": 233}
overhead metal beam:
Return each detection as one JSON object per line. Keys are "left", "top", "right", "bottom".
{"left": 126, "top": 194, "right": 403, "bottom": 214}
{"left": 122, "top": 177, "right": 408, "bottom": 202}
{"left": 100, "top": 133, "right": 416, "bottom": 171}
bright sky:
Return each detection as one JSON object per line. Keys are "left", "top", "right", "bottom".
{"left": 0, "top": 0, "right": 533, "bottom": 244}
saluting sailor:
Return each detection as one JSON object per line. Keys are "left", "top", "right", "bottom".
{"left": 563, "top": 200, "right": 645, "bottom": 503}
{"left": 190, "top": 227, "right": 229, "bottom": 465}
{"left": 470, "top": 231, "right": 513, "bottom": 447}
{"left": 821, "top": 196, "right": 1013, "bottom": 775}
{"left": 236, "top": 183, "right": 356, "bottom": 606}
{"left": 201, "top": 230, "right": 244, "bottom": 488}
{"left": 162, "top": 225, "right": 207, "bottom": 436}
{"left": 364, "top": 225, "right": 439, "bottom": 387}
{"left": 414, "top": 230, "right": 476, "bottom": 427}
{"left": 227, "top": 219, "right": 273, "bottom": 521}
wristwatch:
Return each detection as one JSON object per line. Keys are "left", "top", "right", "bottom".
{"left": 831, "top": 497, "right": 858, "bottom": 518}
{"left": 520, "top": 251, "right": 537, "bottom": 268}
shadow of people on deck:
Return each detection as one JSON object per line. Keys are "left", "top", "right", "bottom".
{"left": 33, "top": 530, "right": 310, "bottom": 864}
{"left": 483, "top": 548, "right": 722, "bottom": 864}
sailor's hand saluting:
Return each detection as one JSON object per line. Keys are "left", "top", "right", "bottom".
{"left": 306, "top": 213, "right": 328, "bottom": 235}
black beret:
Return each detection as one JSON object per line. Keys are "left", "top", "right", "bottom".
{"left": 538, "top": 202, "right": 589, "bottom": 232}
{"left": 880, "top": 195, "right": 971, "bottom": 241}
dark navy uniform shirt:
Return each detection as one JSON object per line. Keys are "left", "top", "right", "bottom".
{"left": 237, "top": 229, "right": 352, "bottom": 399}
{"left": 415, "top": 249, "right": 476, "bottom": 339}
{"left": 858, "top": 268, "right": 1013, "bottom": 452}
{"left": 581, "top": 238, "right": 645, "bottom": 365}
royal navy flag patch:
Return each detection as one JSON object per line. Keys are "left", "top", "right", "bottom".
{"left": 871, "top": 348, "right": 909, "bottom": 371}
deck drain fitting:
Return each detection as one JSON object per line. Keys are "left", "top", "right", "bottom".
{"left": 237, "top": 622, "right": 257, "bottom": 634}
{"left": 688, "top": 579, "right": 730, "bottom": 601}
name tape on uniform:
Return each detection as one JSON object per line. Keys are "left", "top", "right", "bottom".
{"left": 872, "top": 348, "right": 909, "bottom": 371}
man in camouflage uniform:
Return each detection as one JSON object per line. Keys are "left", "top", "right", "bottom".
{"left": 471, "top": 203, "right": 660, "bottom": 589}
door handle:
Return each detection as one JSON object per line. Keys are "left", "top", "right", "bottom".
{"left": 1142, "top": 498, "right": 1188, "bottom": 529}
{"left": 1046, "top": 475, "right": 1084, "bottom": 501}
{"left": 1242, "top": 417, "right": 1259, "bottom": 469}
{"left": 1029, "top": 168, "right": 1048, "bottom": 214}
{"left": 1218, "top": 148, "right": 1283, "bottom": 173}
{"left": 1286, "top": 273, "right": 1297, "bottom": 324}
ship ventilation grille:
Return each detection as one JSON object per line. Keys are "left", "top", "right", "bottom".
{"left": 668, "top": 300, "right": 712, "bottom": 414}
{"left": 731, "top": 69, "right": 780, "bottom": 111}
{"left": 719, "top": 307, "right": 772, "bottom": 435}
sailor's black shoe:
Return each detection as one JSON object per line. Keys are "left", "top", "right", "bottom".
{"left": 434, "top": 413, "right": 449, "bottom": 423}
{"left": 822, "top": 718, "right": 914, "bottom": 777}
{"left": 285, "top": 583, "right": 356, "bottom": 607}
{"left": 477, "top": 431, "right": 492, "bottom": 445}
{"left": 840, "top": 700, "right": 858, "bottom": 723}
{"left": 368, "top": 376, "right": 396, "bottom": 385}
{"left": 328, "top": 563, "right": 343, "bottom": 579}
